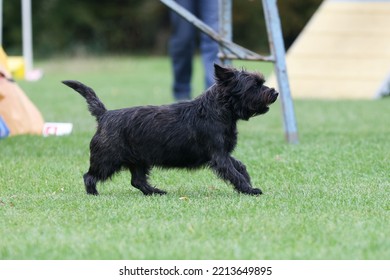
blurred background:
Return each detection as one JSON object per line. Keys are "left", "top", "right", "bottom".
{"left": 1, "top": 0, "right": 322, "bottom": 58}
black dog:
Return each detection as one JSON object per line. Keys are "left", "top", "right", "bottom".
{"left": 62, "top": 64, "right": 278, "bottom": 196}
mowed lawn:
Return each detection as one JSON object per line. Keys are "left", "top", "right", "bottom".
{"left": 0, "top": 56, "right": 389, "bottom": 259}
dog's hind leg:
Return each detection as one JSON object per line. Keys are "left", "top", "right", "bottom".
{"left": 129, "top": 166, "right": 167, "bottom": 195}
{"left": 83, "top": 156, "right": 121, "bottom": 195}
{"left": 209, "top": 154, "right": 262, "bottom": 195}
{"left": 83, "top": 172, "right": 99, "bottom": 195}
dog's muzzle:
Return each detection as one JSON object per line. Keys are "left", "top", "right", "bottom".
{"left": 265, "top": 88, "right": 279, "bottom": 105}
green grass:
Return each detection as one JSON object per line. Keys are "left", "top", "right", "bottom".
{"left": 0, "top": 56, "right": 389, "bottom": 260}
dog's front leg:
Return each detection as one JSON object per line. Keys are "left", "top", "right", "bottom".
{"left": 209, "top": 155, "right": 262, "bottom": 195}
{"left": 228, "top": 156, "right": 252, "bottom": 186}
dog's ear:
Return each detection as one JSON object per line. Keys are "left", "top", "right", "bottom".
{"left": 214, "top": 63, "right": 235, "bottom": 82}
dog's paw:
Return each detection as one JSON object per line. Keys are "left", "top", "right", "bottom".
{"left": 153, "top": 189, "right": 167, "bottom": 196}
{"left": 248, "top": 188, "right": 263, "bottom": 196}
{"left": 143, "top": 188, "right": 167, "bottom": 196}
{"left": 86, "top": 190, "right": 99, "bottom": 196}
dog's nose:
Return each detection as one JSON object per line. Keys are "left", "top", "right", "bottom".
{"left": 270, "top": 89, "right": 278, "bottom": 98}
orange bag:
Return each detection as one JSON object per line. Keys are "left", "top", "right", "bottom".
{"left": 0, "top": 64, "right": 44, "bottom": 136}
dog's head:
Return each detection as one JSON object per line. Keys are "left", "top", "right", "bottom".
{"left": 214, "top": 64, "right": 278, "bottom": 121}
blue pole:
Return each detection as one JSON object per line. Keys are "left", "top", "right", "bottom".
{"left": 262, "top": 0, "right": 298, "bottom": 144}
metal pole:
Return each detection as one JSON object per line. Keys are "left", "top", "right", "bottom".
{"left": 22, "top": 0, "right": 33, "bottom": 77}
{"left": 262, "top": 0, "right": 298, "bottom": 144}
{"left": 218, "top": 0, "right": 232, "bottom": 65}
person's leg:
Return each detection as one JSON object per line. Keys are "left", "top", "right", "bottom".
{"left": 198, "top": 0, "right": 220, "bottom": 90}
{"left": 169, "top": 0, "right": 197, "bottom": 100}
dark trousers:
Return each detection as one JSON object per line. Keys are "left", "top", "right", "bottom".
{"left": 169, "top": 0, "right": 219, "bottom": 100}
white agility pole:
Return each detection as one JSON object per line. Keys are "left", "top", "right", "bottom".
{"left": 22, "top": 0, "right": 33, "bottom": 78}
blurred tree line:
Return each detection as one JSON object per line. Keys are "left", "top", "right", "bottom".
{"left": 2, "top": 0, "right": 322, "bottom": 58}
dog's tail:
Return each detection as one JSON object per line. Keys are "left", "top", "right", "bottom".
{"left": 62, "top": 80, "right": 107, "bottom": 120}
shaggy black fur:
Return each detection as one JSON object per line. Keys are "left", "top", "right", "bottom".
{"left": 62, "top": 64, "right": 278, "bottom": 196}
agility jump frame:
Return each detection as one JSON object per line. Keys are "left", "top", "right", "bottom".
{"left": 161, "top": 0, "right": 298, "bottom": 144}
